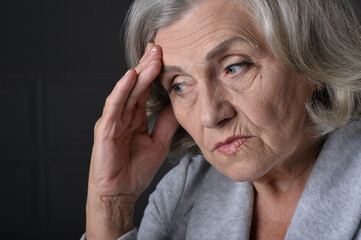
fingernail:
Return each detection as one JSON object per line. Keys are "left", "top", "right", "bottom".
{"left": 149, "top": 46, "right": 157, "bottom": 55}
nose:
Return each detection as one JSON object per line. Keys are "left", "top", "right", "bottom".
{"left": 199, "top": 86, "right": 235, "bottom": 128}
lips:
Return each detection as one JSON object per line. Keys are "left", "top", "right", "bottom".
{"left": 214, "top": 136, "right": 250, "bottom": 155}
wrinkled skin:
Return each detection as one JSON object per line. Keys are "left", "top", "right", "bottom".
{"left": 86, "top": 0, "right": 320, "bottom": 239}
{"left": 86, "top": 44, "right": 178, "bottom": 239}
{"left": 155, "top": 0, "right": 317, "bottom": 183}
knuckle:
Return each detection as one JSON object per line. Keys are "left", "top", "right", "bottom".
{"left": 105, "top": 95, "right": 119, "bottom": 109}
{"left": 94, "top": 118, "right": 101, "bottom": 129}
{"left": 134, "top": 65, "right": 142, "bottom": 74}
{"left": 93, "top": 118, "right": 103, "bottom": 135}
{"left": 105, "top": 95, "right": 113, "bottom": 106}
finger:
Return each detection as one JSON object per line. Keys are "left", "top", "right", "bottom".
{"left": 134, "top": 45, "right": 162, "bottom": 74}
{"left": 124, "top": 59, "right": 162, "bottom": 112}
{"left": 138, "top": 84, "right": 152, "bottom": 107}
{"left": 102, "top": 69, "right": 138, "bottom": 120}
{"left": 121, "top": 45, "right": 162, "bottom": 112}
{"left": 138, "top": 42, "right": 154, "bottom": 64}
{"left": 151, "top": 104, "right": 179, "bottom": 150}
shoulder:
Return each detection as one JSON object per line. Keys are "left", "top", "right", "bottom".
{"left": 321, "top": 120, "right": 361, "bottom": 163}
{"left": 314, "top": 120, "right": 361, "bottom": 186}
{"left": 137, "top": 155, "right": 211, "bottom": 238}
{"left": 147, "top": 155, "right": 211, "bottom": 218}
{"left": 280, "top": 120, "right": 361, "bottom": 239}
{"left": 156, "top": 154, "right": 211, "bottom": 195}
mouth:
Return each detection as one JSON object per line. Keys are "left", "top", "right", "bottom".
{"left": 214, "top": 136, "right": 250, "bottom": 156}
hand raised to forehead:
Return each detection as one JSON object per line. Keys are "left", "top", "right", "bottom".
{"left": 86, "top": 43, "right": 179, "bottom": 239}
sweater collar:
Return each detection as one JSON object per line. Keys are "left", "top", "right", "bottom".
{"left": 286, "top": 120, "right": 361, "bottom": 239}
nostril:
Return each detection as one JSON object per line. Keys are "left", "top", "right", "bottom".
{"left": 217, "top": 101, "right": 236, "bottom": 126}
{"left": 200, "top": 101, "right": 236, "bottom": 129}
{"left": 199, "top": 86, "right": 236, "bottom": 128}
{"left": 218, "top": 114, "right": 234, "bottom": 127}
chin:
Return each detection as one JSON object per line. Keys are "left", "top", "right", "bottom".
{"left": 213, "top": 156, "right": 274, "bottom": 183}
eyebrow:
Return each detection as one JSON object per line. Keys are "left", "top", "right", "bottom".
{"left": 162, "top": 65, "right": 184, "bottom": 73}
{"left": 206, "top": 36, "right": 246, "bottom": 61}
{"left": 161, "top": 36, "right": 247, "bottom": 74}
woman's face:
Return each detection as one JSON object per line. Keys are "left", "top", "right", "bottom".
{"left": 155, "top": 0, "right": 316, "bottom": 182}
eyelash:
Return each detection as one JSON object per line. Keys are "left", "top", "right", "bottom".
{"left": 166, "top": 61, "right": 253, "bottom": 95}
{"left": 224, "top": 61, "right": 252, "bottom": 75}
{"left": 167, "top": 80, "right": 183, "bottom": 95}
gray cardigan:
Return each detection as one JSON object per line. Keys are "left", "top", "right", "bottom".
{"left": 82, "top": 120, "right": 361, "bottom": 239}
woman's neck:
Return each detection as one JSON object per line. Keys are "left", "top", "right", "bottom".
{"left": 252, "top": 134, "right": 323, "bottom": 197}
{"left": 250, "top": 138, "right": 322, "bottom": 240}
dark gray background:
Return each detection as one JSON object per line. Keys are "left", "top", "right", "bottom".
{"left": 0, "top": 0, "right": 360, "bottom": 239}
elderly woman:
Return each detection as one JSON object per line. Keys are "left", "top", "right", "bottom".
{"left": 83, "top": 0, "right": 361, "bottom": 239}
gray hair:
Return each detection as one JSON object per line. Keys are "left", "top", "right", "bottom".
{"left": 123, "top": 0, "right": 361, "bottom": 159}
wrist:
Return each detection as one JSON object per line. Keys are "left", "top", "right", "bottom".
{"left": 86, "top": 194, "right": 136, "bottom": 240}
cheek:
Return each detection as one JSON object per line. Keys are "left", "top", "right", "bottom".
{"left": 171, "top": 98, "right": 206, "bottom": 148}
{"left": 244, "top": 74, "right": 312, "bottom": 153}
{"left": 171, "top": 98, "right": 197, "bottom": 131}
{"left": 234, "top": 76, "right": 309, "bottom": 158}
{"left": 232, "top": 74, "right": 281, "bottom": 129}
{"left": 241, "top": 71, "right": 307, "bottom": 131}
{"left": 169, "top": 83, "right": 200, "bottom": 125}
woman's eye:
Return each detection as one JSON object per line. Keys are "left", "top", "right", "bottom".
{"left": 167, "top": 83, "right": 187, "bottom": 95}
{"left": 174, "top": 83, "right": 186, "bottom": 93}
{"left": 224, "top": 62, "right": 251, "bottom": 75}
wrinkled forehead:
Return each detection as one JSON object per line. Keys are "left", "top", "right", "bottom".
{"left": 154, "top": 0, "right": 266, "bottom": 57}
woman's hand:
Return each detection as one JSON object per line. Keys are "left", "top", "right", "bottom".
{"left": 86, "top": 43, "right": 179, "bottom": 240}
